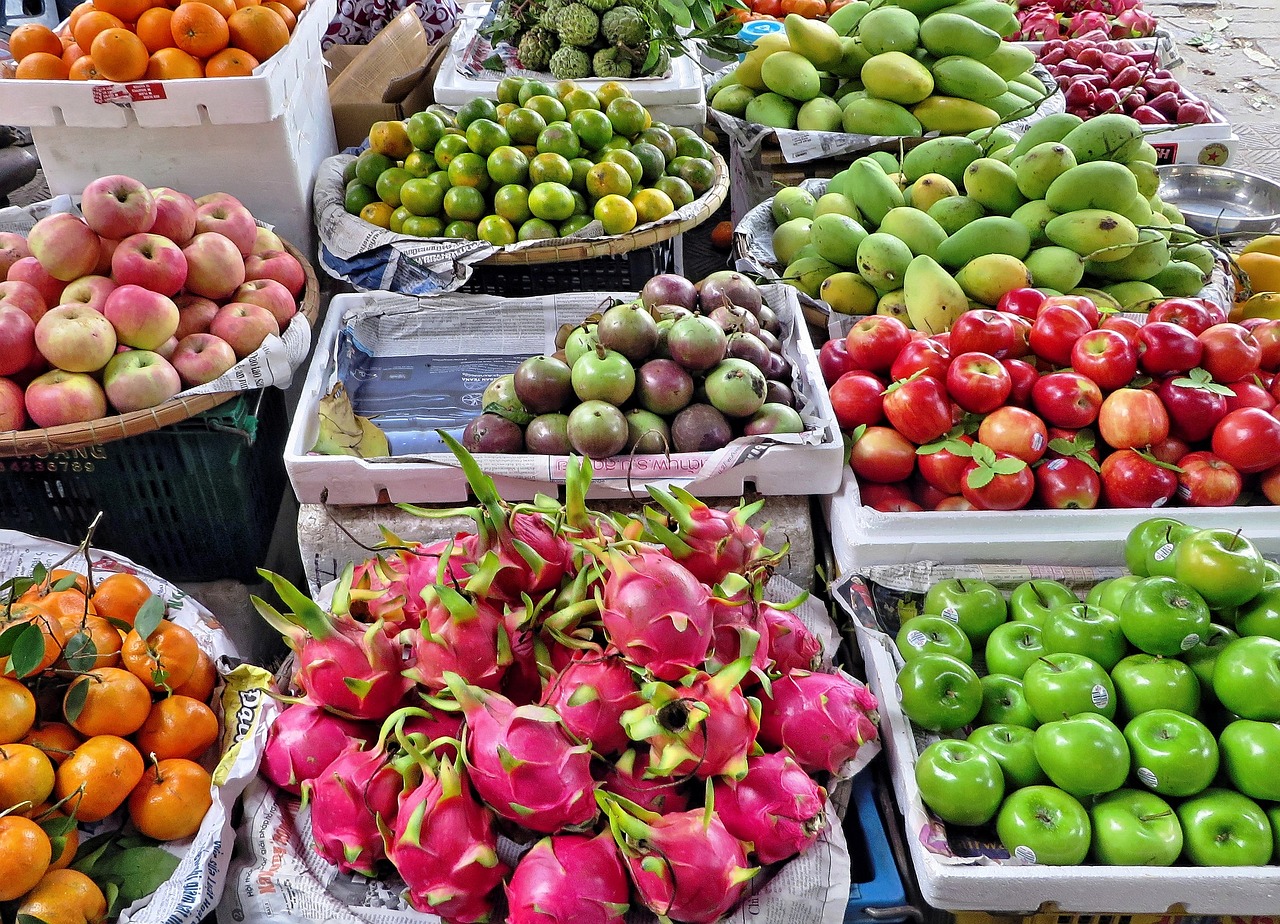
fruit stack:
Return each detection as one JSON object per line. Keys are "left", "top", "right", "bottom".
{"left": 483, "top": 0, "right": 672, "bottom": 79}
{"left": 1040, "top": 39, "right": 1217, "bottom": 124}
{"left": 0, "top": 174, "right": 306, "bottom": 433}
{"left": 1012, "top": 0, "right": 1158, "bottom": 42}
{"left": 258, "top": 436, "right": 878, "bottom": 923}
{"left": 893, "top": 518, "right": 1280, "bottom": 868}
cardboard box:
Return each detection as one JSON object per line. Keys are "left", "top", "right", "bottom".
{"left": 323, "top": 6, "right": 445, "bottom": 150}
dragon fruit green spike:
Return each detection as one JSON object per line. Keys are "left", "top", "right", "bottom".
{"left": 599, "top": 749, "right": 691, "bottom": 816}
{"left": 644, "top": 485, "right": 773, "bottom": 586}
{"left": 447, "top": 672, "right": 598, "bottom": 833}
{"left": 252, "top": 567, "right": 412, "bottom": 721}
{"left": 705, "top": 575, "right": 771, "bottom": 675}
{"left": 712, "top": 752, "right": 827, "bottom": 865}
{"left": 540, "top": 648, "right": 643, "bottom": 756}
{"left": 261, "top": 702, "right": 372, "bottom": 795}
{"left": 758, "top": 671, "right": 879, "bottom": 775}
{"left": 762, "top": 603, "right": 822, "bottom": 673}
{"left": 389, "top": 745, "right": 509, "bottom": 924}
{"left": 348, "top": 531, "right": 479, "bottom": 629}
{"left": 600, "top": 794, "right": 757, "bottom": 924}
{"left": 620, "top": 647, "right": 760, "bottom": 780}
{"left": 505, "top": 832, "right": 631, "bottom": 924}
{"left": 600, "top": 548, "right": 713, "bottom": 680}
{"left": 304, "top": 743, "right": 402, "bottom": 876}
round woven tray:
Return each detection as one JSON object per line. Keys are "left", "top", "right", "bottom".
{"left": 482, "top": 149, "right": 730, "bottom": 265}
{"left": 0, "top": 237, "right": 321, "bottom": 459}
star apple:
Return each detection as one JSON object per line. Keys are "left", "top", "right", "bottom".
{"left": 1070, "top": 328, "right": 1138, "bottom": 391}
{"left": 0, "top": 377, "right": 24, "bottom": 430}
{"left": 1175, "top": 451, "right": 1242, "bottom": 507}
{"left": 946, "top": 351, "right": 1012, "bottom": 414}
{"left": 916, "top": 434, "right": 974, "bottom": 495}
{"left": 1035, "top": 457, "right": 1101, "bottom": 510}
{"left": 24, "top": 369, "right": 107, "bottom": 427}
{"left": 1176, "top": 789, "right": 1273, "bottom": 867}
{"left": 1123, "top": 708, "right": 1218, "bottom": 797}
{"left": 890, "top": 337, "right": 950, "bottom": 383}
{"left": 985, "top": 621, "right": 1048, "bottom": 679}
{"left": 1136, "top": 321, "right": 1203, "bottom": 376}
{"left": 1042, "top": 603, "right": 1128, "bottom": 670}
{"left": 1235, "top": 582, "right": 1280, "bottom": 640}
{"left": 102, "top": 350, "right": 182, "bottom": 412}
{"left": 243, "top": 249, "right": 306, "bottom": 297}
{"left": 59, "top": 275, "right": 116, "bottom": 313}
{"left": 1099, "top": 449, "right": 1178, "bottom": 508}
{"left": 181, "top": 231, "right": 247, "bottom": 301}
{"left": 195, "top": 200, "right": 258, "bottom": 256}
{"left": 170, "top": 333, "right": 238, "bottom": 387}
{"left": 80, "top": 174, "right": 156, "bottom": 239}
{"left": 1147, "top": 297, "right": 1214, "bottom": 335}
{"left": 0, "top": 305, "right": 38, "bottom": 377}
{"left": 978, "top": 407, "right": 1047, "bottom": 464}
{"left": 26, "top": 212, "right": 100, "bottom": 282}
{"left": 1212, "top": 636, "right": 1280, "bottom": 721}
{"left": 1034, "top": 712, "right": 1130, "bottom": 798}
{"left": 845, "top": 315, "right": 911, "bottom": 373}
{"left": 1198, "top": 323, "right": 1262, "bottom": 384}
{"left": 0, "top": 280, "right": 48, "bottom": 324}
{"left": 850, "top": 426, "right": 916, "bottom": 483}
{"left": 1174, "top": 527, "right": 1265, "bottom": 609}
{"left": 830, "top": 371, "right": 886, "bottom": 429}
{"left": 1089, "top": 789, "right": 1182, "bottom": 866}
{"left": 996, "top": 785, "right": 1092, "bottom": 866}
{"left": 209, "top": 303, "right": 280, "bottom": 359}
{"left": 34, "top": 304, "right": 117, "bottom": 373}
{"left": 1023, "top": 652, "right": 1116, "bottom": 723}
{"left": 923, "top": 578, "right": 1008, "bottom": 645}
{"left": 1124, "top": 517, "right": 1193, "bottom": 577}
{"left": 1110, "top": 653, "right": 1200, "bottom": 720}
{"left": 1086, "top": 575, "right": 1143, "bottom": 615}
{"left": 915, "top": 739, "right": 1005, "bottom": 827}
{"left": 979, "top": 674, "right": 1038, "bottom": 728}
{"left": 1212, "top": 407, "right": 1280, "bottom": 474}
{"left": 969, "top": 723, "right": 1047, "bottom": 789}
{"left": 818, "top": 338, "right": 858, "bottom": 386}
{"left": 1182, "top": 623, "right": 1238, "bottom": 695}
{"left": 882, "top": 373, "right": 952, "bottom": 445}
{"left": 1032, "top": 371, "right": 1103, "bottom": 429}
{"left": 1029, "top": 303, "right": 1093, "bottom": 367}
{"left": 896, "top": 653, "right": 982, "bottom": 732}
{"left": 895, "top": 615, "right": 973, "bottom": 663}
{"left": 1118, "top": 576, "right": 1210, "bottom": 655}
{"left": 102, "top": 285, "right": 180, "bottom": 352}
{"left": 148, "top": 186, "right": 199, "bottom": 245}
{"left": 1158, "top": 371, "right": 1230, "bottom": 443}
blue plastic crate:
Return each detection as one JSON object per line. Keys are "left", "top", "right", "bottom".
{"left": 845, "top": 771, "right": 915, "bottom": 924}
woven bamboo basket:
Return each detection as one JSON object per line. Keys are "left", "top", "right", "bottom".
{"left": 0, "top": 238, "right": 321, "bottom": 458}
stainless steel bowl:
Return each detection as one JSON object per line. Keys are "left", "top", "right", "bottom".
{"left": 1157, "top": 164, "right": 1280, "bottom": 237}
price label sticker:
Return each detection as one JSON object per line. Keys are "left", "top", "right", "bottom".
{"left": 1013, "top": 845, "right": 1038, "bottom": 865}
{"left": 907, "top": 629, "right": 928, "bottom": 648}
{"left": 1181, "top": 633, "right": 1202, "bottom": 651}
{"left": 941, "top": 606, "right": 960, "bottom": 623}
{"left": 1136, "top": 767, "right": 1158, "bottom": 789}
{"left": 1091, "top": 684, "right": 1110, "bottom": 709}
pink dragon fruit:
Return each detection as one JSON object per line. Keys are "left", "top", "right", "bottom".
{"left": 348, "top": 532, "right": 479, "bottom": 629}
{"left": 705, "top": 580, "right": 771, "bottom": 676}
{"left": 505, "top": 833, "right": 631, "bottom": 924}
{"left": 253, "top": 570, "right": 412, "bottom": 721}
{"left": 389, "top": 748, "right": 509, "bottom": 923}
{"left": 1018, "top": 7, "right": 1062, "bottom": 41}
{"left": 600, "top": 795, "right": 757, "bottom": 924}
{"left": 712, "top": 752, "right": 827, "bottom": 865}
{"left": 600, "top": 548, "right": 713, "bottom": 680}
{"left": 599, "top": 749, "right": 691, "bottom": 815}
{"left": 403, "top": 554, "right": 511, "bottom": 693}
{"left": 399, "top": 708, "right": 465, "bottom": 761}
{"left": 1112, "top": 7, "right": 1156, "bottom": 37}
{"left": 447, "top": 673, "right": 598, "bottom": 833}
{"left": 540, "top": 648, "right": 643, "bottom": 755}
{"left": 261, "top": 702, "right": 372, "bottom": 795}
{"left": 620, "top": 650, "right": 760, "bottom": 780}
{"left": 1069, "top": 8, "right": 1109, "bottom": 35}
{"left": 762, "top": 604, "right": 822, "bottom": 673}
{"left": 644, "top": 486, "right": 771, "bottom": 585}
{"left": 304, "top": 743, "right": 403, "bottom": 876}
{"left": 758, "top": 671, "right": 879, "bottom": 775}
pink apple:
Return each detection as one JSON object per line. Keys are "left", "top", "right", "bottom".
{"left": 0, "top": 231, "right": 30, "bottom": 278}
{"left": 24, "top": 369, "right": 108, "bottom": 427}
{"left": 232, "top": 278, "right": 295, "bottom": 327}
{"left": 59, "top": 275, "right": 117, "bottom": 312}
{"left": 27, "top": 213, "right": 100, "bottom": 282}
{"left": 174, "top": 294, "right": 221, "bottom": 339}
{"left": 0, "top": 280, "right": 47, "bottom": 324}
{"left": 35, "top": 304, "right": 117, "bottom": 372}
{"left": 0, "top": 376, "right": 25, "bottom": 430}
{"left": 181, "top": 232, "right": 245, "bottom": 300}
{"left": 111, "top": 233, "right": 188, "bottom": 297}
{"left": 209, "top": 302, "right": 279, "bottom": 358}
{"left": 80, "top": 175, "right": 156, "bottom": 239}
{"left": 171, "top": 333, "right": 237, "bottom": 386}
{"left": 9, "top": 257, "right": 65, "bottom": 307}
{"left": 194, "top": 192, "right": 244, "bottom": 210}
{"left": 194, "top": 201, "right": 257, "bottom": 256}
{"left": 94, "top": 236, "right": 118, "bottom": 275}
{"left": 102, "top": 349, "right": 182, "bottom": 412}
{"left": 155, "top": 335, "right": 179, "bottom": 359}
{"left": 251, "top": 226, "right": 284, "bottom": 255}
{"left": 102, "top": 284, "right": 179, "bottom": 350}
{"left": 148, "top": 187, "right": 198, "bottom": 245}
{"left": 0, "top": 305, "right": 37, "bottom": 376}
{"left": 243, "top": 249, "right": 305, "bottom": 297}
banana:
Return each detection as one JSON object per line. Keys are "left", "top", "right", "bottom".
{"left": 312, "top": 382, "right": 389, "bottom": 458}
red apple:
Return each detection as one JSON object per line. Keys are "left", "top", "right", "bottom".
{"left": 1041, "top": 294, "right": 1101, "bottom": 327}
{"left": 1035, "top": 456, "right": 1101, "bottom": 509}
{"left": 195, "top": 201, "right": 258, "bottom": 256}
{"left": 858, "top": 481, "right": 913, "bottom": 509}
{"left": 0, "top": 231, "right": 30, "bottom": 277}
{"left": 946, "top": 351, "right": 1012, "bottom": 413}
{"left": 950, "top": 310, "right": 1024, "bottom": 359}
{"left": 155, "top": 335, "right": 179, "bottom": 360}
{"left": 27, "top": 213, "right": 99, "bottom": 282}
{"left": 1100, "top": 448, "right": 1178, "bottom": 508}
{"left": 829, "top": 370, "right": 886, "bottom": 429}
{"left": 102, "top": 349, "right": 182, "bottom": 412}
{"left": 1260, "top": 464, "right": 1280, "bottom": 505}
{"left": 0, "top": 376, "right": 24, "bottom": 430}
{"left": 0, "top": 280, "right": 47, "bottom": 324}
{"left": 1223, "top": 380, "right": 1276, "bottom": 413}
{"left": 1198, "top": 323, "right": 1262, "bottom": 383}
{"left": 102, "top": 285, "right": 179, "bottom": 351}
{"left": 251, "top": 226, "right": 284, "bottom": 255}
{"left": 1212, "top": 407, "right": 1280, "bottom": 474}
{"left": 1032, "top": 371, "right": 1103, "bottom": 428}
{"left": 1175, "top": 450, "right": 1242, "bottom": 507}
{"left": 173, "top": 294, "right": 221, "bottom": 340}
{"left": 1136, "top": 321, "right": 1202, "bottom": 376}
{"left": 917, "top": 433, "right": 974, "bottom": 494}
{"left": 882, "top": 374, "right": 952, "bottom": 445}
{"left": 194, "top": 192, "right": 244, "bottom": 211}
{"left": 978, "top": 406, "right": 1048, "bottom": 464}
{"left": 960, "top": 450, "right": 1034, "bottom": 510}
{"left": 1158, "top": 373, "right": 1228, "bottom": 442}
{"left": 0, "top": 305, "right": 38, "bottom": 377}
{"left": 936, "top": 496, "right": 976, "bottom": 511}
{"left": 209, "top": 302, "right": 280, "bottom": 358}
{"left": 1002, "top": 358, "right": 1039, "bottom": 406}
{"left": 1148, "top": 434, "right": 1191, "bottom": 465}
{"left": 94, "top": 236, "right": 118, "bottom": 276}
{"left": 1070, "top": 328, "right": 1138, "bottom": 391}
{"left": 845, "top": 315, "right": 911, "bottom": 373}
{"left": 24, "top": 369, "right": 108, "bottom": 426}
{"left": 111, "top": 233, "right": 188, "bottom": 297}
{"left": 996, "top": 287, "right": 1045, "bottom": 320}
{"left": 147, "top": 187, "right": 198, "bottom": 245}
{"left": 1100, "top": 314, "right": 1142, "bottom": 344}
{"left": 818, "top": 338, "right": 858, "bottom": 385}
{"left": 181, "top": 232, "right": 246, "bottom": 300}
{"left": 9, "top": 257, "right": 65, "bottom": 307}
{"left": 34, "top": 304, "right": 117, "bottom": 373}
{"left": 170, "top": 333, "right": 238, "bottom": 386}
{"left": 1097, "top": 387, "right": 1169, "bottom": 449}
{"left": 1250, "top": 319, "right": 1280, "bottom": 372}
{"left": 1030, "top": 303, "right": 1093, "bottom": 366}
{"left": 913, "top": 477, "right": 952, "bottom": 511}
{"left": 243, "top": 249, "right": 305, "bottom": 297}
{"left": 59, "top": 275, "right": 116, "bottom": 313}
{"left": 850, "top": 426, "right": 916, "bottom": 483}
{"left": 1147, "top": 297, "right": 1214, "bottom": 335}
{"left": 80, "top": 175, "right": 156, "bottom": 239}
{"left": 890, "top": 337, "right": 950, "bottom": 382}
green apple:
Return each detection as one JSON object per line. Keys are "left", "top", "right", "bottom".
{"left": 1235, "top": 582, "right": 1280, "bottom": 640}
{"left": 1123, "top": 709, "right": 1219, "bottom": 798}
{"left": 969, "top": 723, "right": 1047, "bottom": 789}
{"left": 896, "top": 615, "right": 974, "bottom": 663}
{"left": 1219, "top": 719, "right": 1280, "bottom": 801}
{"left": 1041, "top": 603, "right": 1128, "bottom": 670}
{"left": 978, "top": 674, "right": 1038, "bottom": 728}
{"left": 1089, "top": 788, "right": 1183, "bottom": 867}
{"left": 896, "top": 653, "right": 983, "bottom": 732}
{"left": 1265, "top": 560, "right": 1280, "bottom": 583}
{"left": 996, "top": 785, "right": 1092, "bottom": 866}
{"left": 923, "top": 578, "right": 1008, "bottom": 645}
{"left": 985, "top": 622, "right": 1047, "bottom": 679}
{"left": 1182, "top": 623, "right": 1239, "bottom": 696}
{"left": 1023, "top": 652, "right": 1116, "bottom": 723}
{"left": 1087, "top": 575, "right": 1143, "bottom": 616}
{"left": 1268, "top": 805, "right": 1280, "bottom": 862}
{"left": 1124, "top": 517, "right": 1193, "bottom": 577}
{"left": 1118, "top": 576, "right": 1210, "bottom": 656}
{"left": 1212, "top": 636, "right": 1280, "bottom": 721}
{"left": 1110, "top": 653, "right": 1201, "bottom": 721}
{"left": 1173, "top": 527, "right": 1266, "bottom": 609}
{"left": 1009, "top": 580, "right": 1078, "bottom": 627}
{"left": 1176, "top": 788, "right": 1273, "bottom": 867}
{"left": 1034, "top": 713, "right": 1129, "bottom": 798}
{"left": 915, "top": 739, "right": 1005, "bottom": 827}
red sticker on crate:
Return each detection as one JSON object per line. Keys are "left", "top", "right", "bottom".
{"left": 91, "top": 82, "right": 168, "bottom": 105}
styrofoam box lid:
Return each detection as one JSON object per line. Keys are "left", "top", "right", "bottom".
{"left": 0, "top": 0, "right": 335, "bottom": 128}
{"left": 283, "top": 289, "right": 844, "bottom": 503}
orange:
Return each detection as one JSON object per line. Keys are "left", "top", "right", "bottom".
{"left": 170, "top": 1, "right": 229, "bottom": 56}
{"left": 226, "top": 4, "right": 287, "bottom": 61}
{"left": 122, "top": 620, "right": 199, "bottom": 691}
{"left": 0, "top": 677, "right": 36, "bottom": 744}
{"left": 273, "top": 0, "right": 303, "bottom": 15}
{"left": 14, "top": 51, "right": 69, "bottom": 78}
{"left": 22, "top": 805, "right": 79, "bottom": 871}
{"left": 56, "top": 613, "right": 123, "bottom": 669}
{"left": 2, "top": 602, "right": 69, "bottom": 677}
{"left": 21, "top": 722, "right": 83, "bottom": 766}
{"left": 38, "top": 588, "right": 94, "bottom": 621}
{"left": 204, "top": 46, "right": 256, "bottom": 75}
{"left": 89, "top": 572, "right": 153, "bottom": 629}
{"left": 1239, "top": 251, "right": 1280, "bottom": 294}
{"left": 263, "top": 1, "right": 294, "bottom": 29}
{"left": 145, "top": 46, "right": 203, "bottom": 77}
{"left": 71, "top": 10, "right": 124, "bottom": 56}
{"left": 68, "top": 1, "right": 96, "bottom": 32}
{"left": 90, "top": 26, "right": 148, "bottom": 80}
{"left": 132, "top": 694, "right": 218, "bottom": 761}
{"left": 180, "top": 0, "right": 235, "bottom": 17}
{"left": 62, "top": 42, "right": 86, "bottom": 66}
{"left": 16, "top": 868, "right": 106, "bottom": 924}
{"left": 136, "top": 6, "right": 176, "bottom": 51}
{"left": 9, "top": 23, "right": 63, "bottom": 60}
{"left": 94, "top": 0, "right": 157, "bottom": 21}
{"left": 63, "top": 666, "right": 152, "bottom": 738}
{"left": 171, "top": 648, "right": 216, "bottom": 702}
{"left": 53, "top": 734, "right": 145, "bottom": 823}
{"left": 127, "top": 758, "right": 212, "bottom": 841}
{"left": 69, "top": 56, "right": 105, "bottom": 79}
{"left": 0, "top": 816, "right": 51, "bottom": 900}
{"left": 0, "top": 742, "right": 56, "bottom": 813}
{"left": 233, "top": 0, "right": 260, "bottom": 6}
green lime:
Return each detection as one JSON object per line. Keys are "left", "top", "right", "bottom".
{"left": 528, "top": 152, "right": 574, "bottom": 186}
{"left": 444, "top": 185, "right": 487, "bottom": 222}
{"left": 477, "top": 214, "right": 518, "bottom": 246}
{"left": 447, "top": 152, "right": 491, "bottom": 191}
{"left": 528, "top": 182, "right": 576, "bottom": 222}
{"left": 465, "top": 118, "right": 511, "bottom": 157}
{"left": 359, "top": 201, "right": 394, "bottom": 228}
{"left": 342, "top": 158, "right": 358, "bottom": 185}
{"left": 606, "top": 97, "right": 649, "bottom": 137}
{"left": 390, "top": 205, "right": 412, "bottom": 233}
{"left": 561, "top": 88, "right": 601, "bottom": 113}
{"left": 569, "top": 109, "right": 613, "bottom": 151}
{"left": 375, "top": 167, "right": 413, "bottom": 207}
{"left": 444, "top": 220, "right": 479, "bottom": 240}
{"left": 553, "top": 79, "right": 579, "bottom": 100}
{"left": 524, "top": 94, "right": 567, "bottom": 125}
{"left": 497, "top": 75, "right": 527, "bottom": 105}
{"left": 344, "top": 182, "right": 378, "bottom": 215}
{"left": 654, "top": 175, "right": 695, "bottom": 208}
{"left": 402, "top": 215, "right": 445, "bottom": 237}
{"left": 406, "top": 110, "right": 447, "bottom": 152}
{"left": 678, "top": 157, "right": 716, "bottom": 197}
{"left": 493, "top": 184, "right": 533, "bottom": 224}
{"left": 666, "top": 154, "right": 692, "bottom": 177}
{"left": 518, "top": 218, "right": 559, "bottom": 242}
{"left": 487, "top": 146, "right": 529, "bottom": 186}
{"left": 400, "top": 177, "right": 445, "bottom": 217}
{"left": 434, "top": 133, "right": 471, "bottom": 171}
{"left": 423, "top": 170, "right": 453, "bottom": 196}
{"left": 601, "top": 149, "right": 643, "bottom": 187}
{"left": 496, "top": 102, "right": 518, "bottom": 121}
{"left": 585, "top": 160, "right": 632, "bottom": 200}
{"left": 456, "top": 98, "right": 499, "bottom": 130}
{"left": 597, "top": 137, "right": 632, "bottom": 155}
{"left": 635, "top": 127, "right": 677, "bottom": 161}
{"left": 403, "top": 150, "right": 435, "bottom": 178}
{"left": 571, "top": 189, "right": 589, "bottom": 215}
{"left": 675, "top": 134, "right": 713, "bottom": 161}
{"left": 594, "top": 193, "right": 638, "bottom": 235}
{"left": 503, "top": 107, "right": 547, "bottom": 146}
{"left": 668, "top": 126, "right": 699, "bottom": 141}
{"left": 629, "top": 142, "right": 667, "bottom": 184}
{"left": 518, "top": 80, "right": 554, "bottom": 105}
{"left": 568, "top": 157, "right": 594, "bottom": 191}
{"left": 632, "top": 188, "right": 675, "bottom": 224}
{"left": 559, "top": 214, "right": 594, "bottom": 235}
{"left": 536, "top": 122, "right": 581, "bottom": 159}
{"left": 355, "top": 151, "right": 394, "bottom": 188}
{"left": 596, "top": 81, "right": 632, "bottom": 107}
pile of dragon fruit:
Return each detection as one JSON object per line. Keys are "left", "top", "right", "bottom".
{"left": 1012, "top": 0, "right": 1158, "bottom": 41}
{"left": 255, "top": 435, "right": 879, "bottom": 924}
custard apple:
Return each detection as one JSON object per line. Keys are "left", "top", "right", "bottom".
{"left": 517, "top": 0, "right": 546, "bottom": 27}
{"left": 601, "top": 6, "right": 644, "bottom": 44}
{"left": 549, "top": 45, "right": 592, "bottom": 79}
{"left": 538, "top": 0, "right": 568, "bottom": 29}
{"left": 556, "top": 3, "right": 600, "bottom": 46}
{"left": 582, "top": 0, "right": 615, "bottom": 10}
{"left": 518, "top": 27, "right": 557, "bottom": 70}
{"left": 591, "top": 46, "right": 633, "bottom": 78}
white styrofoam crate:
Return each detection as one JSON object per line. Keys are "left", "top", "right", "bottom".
{"left": 284, "top": 287, "right": 843, "bottom": 503}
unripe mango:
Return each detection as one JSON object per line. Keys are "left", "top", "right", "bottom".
{"left": 906, "top": 173, "right": 959, "bottom": 212}
{"left": 1045, "top": 209, "right": 1140, "bottom": 262}
{"left": 842, "top": 98, "right": 922, "bottom": 137}
{"left": 1060, "top": 113, "right": 1146, "bottom": 164}
{"left": 1014, "top": 142, "right": 1077, "bottom": 200}
{"left": 1127, "top": 160, "right": 1160, "bottom": 198}
{"left": 745, "top": 92, "right": 799, "bottom": 129}
{"left": 857, "top": 232, "right": 914, "bottom": 292}
{"left": 797, "top": 97, "right": 844, "bottom": 132}
{"left": 912, "top": 96, "right": 1001, "bottom": 134}
{"left": 928, "top": 195, "right": 987, "bottom": 234}
{"left": 983, "top": 42, "right": 1036, "bottom": 79}
{"left": 1085, "top": 231, "right": 1171, "bottom": 282}
{"left": 784, "top": 255, "right": 840, "bottom": 298}
{"left": 785, "top": 14, "right": 843, "bottom": 70}
{"left": 904, "top": 254, "right": 968, "bottom": 335}
{"left": 862, "top": 51, "right": 934, "bottom": 105}
{"left": 845, "top": 158, "right": 906, "bottom": 226}
{"left": 1102, "top": 280, "right": 1163, "bottom": 308}
{"left": 955, "top": 253, "right": 1033, "bottom": 305}
{"left": 1012, "top": 200, "right": 1061, "bottom": 247}
{"left": 772, "top": 217, "right": 813, "bottom": 266}
{"left": 971, "top": 126, "right": 1020, "bottom": 155}
{"left": 918, "top": 13, "right": 1001, "bottom": 58}
{"left": 936, "top": 215, "right": 1031, "bottom": 268}
{"left": 930, "top": 56, "right": 1006, "bottom": 101}
{"left": 814, "top": 192, "right": 860, "bottom": 220}
{"left": 878, "top": 207, "right": 948, "bottom": 259}
{"left": 1044, "top": 161, "right": 1140, "bottom": 214}
{"left": 827, "top": 0, "right": 871, "bottom": 35}
{"left": 867, "top": 151, "right": 900, "bottom": 173}
{"left": 711, "top": 85, "right": 756, "bottom": 117}
{"left": 902, "top": 136, "right": 983, "bottom": 185}
{"left": 876, "top": 288, "right": 910, "bottom": 323}
{"left": 1147, "top": 260, "right": 1207, "bottom": 297}
{"left": 1025, "top": 245, "right": 1086, "bottom": 293}
{"left": 858, "top": 7, "right": 921, "bottom": 55}
{"left": 761, "top": 52, "right": 821, "bottom": 101}
{"left": 811, "top": 212, "right": 869, "bottom": 268}
{"left": 1008, "top": 112, "right": 1084, "bottom": 160}
{"left": 963, "top": 157, "right": 1026, "bottom": 216}
{"left": 821, "top": 271, "right": 879, "bottom": 314}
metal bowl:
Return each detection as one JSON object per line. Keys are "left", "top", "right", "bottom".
{"left": 1157, "top": 164, "right": 1280, "bottom": 237}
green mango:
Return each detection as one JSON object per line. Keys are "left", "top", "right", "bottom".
{"left": 983, "top": 42, "right": 1036, "bottom": 80}
{"left": 933, "top": 0, "right": 1019, "bottom": 36}
{"left": 878, "top": 206, "right": 948, "bottom": 259}
{"left": 810, "top": 212, "right": 869, "bottom": 268}
{"left": 862, "top": 51, "right": 935, "bottom": 105}
{"left": 930, "top": 56, "right": 1006, "bottom": 101}
{"left": 1025, "top": 246, "right": 1086, "bottom": 293}
{"left": 1101, "top": 280, "right": 1163, "bottom": 308}
{"left": 1011, "top": 199, "right": 1061, "bottom": 247}
{"left": 1173, "top": 243, "right": 1216, "bottom": 276}
{"left": 1060, "top": 113, "right": 1146, "bottom": 164}
{"left": 912, "top": 96, "right": 1001, "bottom": 134}
{"left": 744, "top": 93, "right": 799, "bottom": 129}
{"left": 970, "top": 126, "right": 1019, "bottom": 155}
{"left": 1014, "top": 142, "right": 1077, "bottom": 201}
{"left": 827, "top": 0, "right": 871, "bottom": 35}
{"left": 876, "top": 288, "right": 910, "bottom": 322}
{"left": 771, "top": 217, "right": 813, "bottom": 266}
{"left": 814, "top": 192, "right": 861, "bottom": 220}
{"left": 821, "top": 271, "right": 880, "bottom": 314}
{"left": 985, "top": 91, "right": 1039, "bottom": 121}
{"left": 928, "top": 195, "right": 987, "bottom": 234}
{"left": 907, "top": 173, "right": 959, "bottom": 211}
{"left": 842, "top": 97, "right": 923, "bottom": 137}
{"left": 711, "top": 85, "right": 756, "bottom": 118}
{"left": 901, "top": 136, "right": 983, "bottom": 185}
{"left": 760, "top": 52, "right": 821, "bottom": 102}
{"left": 1117, "top": 192, "right": 1153, "bottom": 227}
{"left": 1045, "top": 209, "right": 1140, "bottom": 261}
{"left": 845, "top": 158, "right": 906, "bottom": 226}
{"left": 955, "top": 253, "right": 1033, "bottom": 305}
{"left": 1147, "top": 260, "right": 1208, "bottom": 297}
{"left": 830, "top": 37, "right": 872, "bottom": 78}
{"left": 936, "top": 215, "right": 1032, "bottom": 268}
{"left": 785, "top": 14, "right": 843, "bottom": 70}
{"left": 1085, "top": 231, "right": 1170, "bottom": 282}
{"left": 867, "top": 151, "right": 901, "bottom": 173}
{"left": 783, "top": 255, "right": 840, "bottom": 298}
{"left": 890, "top": 0, "right": 956, "bottom": 17}
{"left": 858, "top": 7, "right": 921, "bottom": 55}
{"left": 1008, "top": 112, "right": 1085, "bottom": 160}
{"left": 1044, "top": 161, "right": 1140, "bottom": 214}
{"left": 1069, "top": 287, "right": 1122, "bottom": 313}
{"left": 856, "top": 231, "right": 915, "bottom": 291}
{"left": 1127, "top": 160, "right": 1160, "bottom": 199}
{"left": 962, "top": 157, "right": 1026, "bottom": 216}
{"left": 797, "top": 97, "right": 844, "bottom": 132}
{"left": 1130, "top": 141, "right": 1159, "bottom": 165}
{"left": 1005, "top": 81, "right": 1044, "bottom": 105}
{"left": 904, "top": 254, "right": 968, "bottom": 335}
{"left": 772, "top": 186, "right": 817, "bottom": 223}
{"left": 918, "top": 13, "right": 1001, "bottom": 59}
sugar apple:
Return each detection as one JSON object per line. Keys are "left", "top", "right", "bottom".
{"left": 601, "top": 6, "right": 644, "bottom": 44}
{"left": 582, "top": 0, "right": 615, "bottom": 10}
{"left": 549, "top": 45, "right": 592, "bottom": 79}
{"left": 538, "top": 0, "right": 568, "bottom": 30}
{"left": 518, "top": 27, "right": 558, "bottom": 70}
{"left": 591, "top": 46, "right": 633, "bottom": 78}
{"left": 556, "top": 3, "right": 600, "bottom": 46}
{"left": 517, "top": 0, "right": 546, "bottom": 27}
